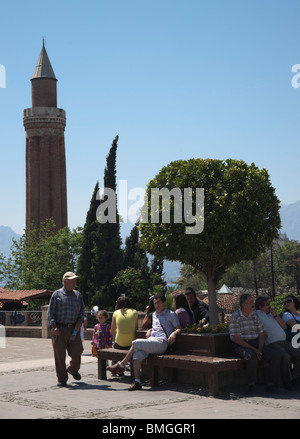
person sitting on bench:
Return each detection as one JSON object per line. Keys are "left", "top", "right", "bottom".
{"left": 107, "top": 293, "right": 181, "bottom": 391}
{"left": 229, "top": 293, "right": 282, "bottom": 394}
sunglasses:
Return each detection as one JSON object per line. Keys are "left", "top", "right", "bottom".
{"left": 284, "top": 299, "right": 293, "bottom": 305}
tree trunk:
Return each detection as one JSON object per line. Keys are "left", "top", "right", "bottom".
{"left": 207, "top": 275, "right": 219, "bottom": 327}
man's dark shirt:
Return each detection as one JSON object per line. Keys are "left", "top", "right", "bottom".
{"left": 191, "top": 299, "right": 209, "bottom": 323}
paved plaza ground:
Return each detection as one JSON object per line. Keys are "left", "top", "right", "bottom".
{"left": 0, "top": 337, "right": 299, "bottom": 424}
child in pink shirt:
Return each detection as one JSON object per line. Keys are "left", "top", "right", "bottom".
{"left": 91, "top": 310, "right": 112, "bottom": 357}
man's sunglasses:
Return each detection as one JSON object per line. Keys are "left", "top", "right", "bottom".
{"left": 284, "top": 299, "right": 293, "bottom": 304}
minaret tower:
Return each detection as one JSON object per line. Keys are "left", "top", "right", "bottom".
{"left": 23, "top": 41, "right": 68, "bottom": 231}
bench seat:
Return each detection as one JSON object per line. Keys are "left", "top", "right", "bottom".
{"left": 97, "top": 347, "right": 244, "bottom": 395}
{"left": 147, "top": 353, "right": 244, "bottom": 395}
{"left": 97, "top": 348, "right": 131, "bottom": 380}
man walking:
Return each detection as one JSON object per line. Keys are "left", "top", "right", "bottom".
{"left": 48, "top": 272, "right": 85, "bottom": 387}
{"left": 107, "top": 293, "right": 181, "bottom": 391}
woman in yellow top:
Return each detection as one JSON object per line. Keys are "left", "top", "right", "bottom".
{"left": 111, "top": 296, "right": 138, "bottom": 350}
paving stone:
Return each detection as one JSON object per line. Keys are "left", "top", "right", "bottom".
{"left": 0, "top": 337, "right": 300, "bottom": 420}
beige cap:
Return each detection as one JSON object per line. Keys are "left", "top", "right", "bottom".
{"left": 63, "top": 271, "right": 78, "bottom": 281}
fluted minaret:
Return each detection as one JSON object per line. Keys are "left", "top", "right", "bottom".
{"left": 23, "top": 42, "right": 68, "bottom": 231}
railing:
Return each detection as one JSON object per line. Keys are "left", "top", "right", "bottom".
{"left": 0, "top": 311, "right": 42, "bottom": 326}
{"left": 1, "top": 308, "right": 146, "bottom": 337}
{"left": 0, "top": 310, "right": 112, "bottom": 328}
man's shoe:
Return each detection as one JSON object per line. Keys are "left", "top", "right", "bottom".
{"left": 67, "top": 368, "right": 81, "bottom": 380}
{"left": 107, "top": 363, "right": 125, "bottom": 375}
{"left": 128, "top": 381, "right": 142, "bottom": 391}
{"left": 57, "top": 381, "right": 67, "bottom": 387}
{"left": 72, "top": 372, "right": 81, "bottom": 380}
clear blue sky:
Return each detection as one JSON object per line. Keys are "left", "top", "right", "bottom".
{"left": 1, "top": 0, "right": 300, "bottom": 236}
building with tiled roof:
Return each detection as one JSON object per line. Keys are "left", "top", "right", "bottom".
{"left": 202, "top": 288, "right": 257, "bottom": 320}
{"left": 0, "top": 287, "right": 52, "bottom": 309}
{"left": 171, "top": 287, "right": 260, "bottom": 321}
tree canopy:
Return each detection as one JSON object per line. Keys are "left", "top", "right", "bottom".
{"left": 0, "top": 219, "right": 82, "bottom": 291}
{"left": 140, "top": 158, "right": 281, "bottom": 325}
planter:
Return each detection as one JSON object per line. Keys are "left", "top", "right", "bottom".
{"left": 136, "top": 330, "right": 232, "bottom": 356}
{"left": 174, "top": 333, "right": 231, "bottom": 356}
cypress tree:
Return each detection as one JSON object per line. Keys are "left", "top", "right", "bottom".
{"left": 117, "top": 222, "right": 166, "bottom": 306}
{"left": 149, "top": 256, "right": 167, "bottom": 292}
{"left": 124, "top": 222, "right": 150, "bottom": 286}
{"left": 77, "top": 182, "right": 100, "bottom": 304}
{"left": 77, "top": 135, "right": 123, "bottom": 309}
{"left": 91, "top": 135, "right": 123, "bottom": 309}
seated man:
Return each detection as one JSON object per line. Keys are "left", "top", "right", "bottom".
{"left": 229, "top": 293, "right": 282, "bottom": 394}
{"left": 184, "top": 287, "right": 209, "bottom": 326}
{"left": 107, "top": 293, "right": 181, "bottom": 391}
{"left": 255, "top": 295, "right": 300, "bottom": 389}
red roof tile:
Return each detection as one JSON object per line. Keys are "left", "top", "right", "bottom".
{"left": 0, "top": 287, "right": 52, "bottom": 302}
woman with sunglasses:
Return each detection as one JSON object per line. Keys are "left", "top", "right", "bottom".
{"left": 282, "top": 295, "right": 300, "bottom": 342}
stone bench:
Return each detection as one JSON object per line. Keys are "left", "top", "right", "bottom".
{"left": 146, "top": 352, "right": 245, "bottom": 395}
{"left": 97, "top": 348, "right": 133, "bottom": 380}
{"left": 97, "top": 347, "right": 245, "bottom": 396}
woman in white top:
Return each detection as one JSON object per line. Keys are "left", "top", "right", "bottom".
{"left": 282, "top": 295, "right": 300, "bottom": 342}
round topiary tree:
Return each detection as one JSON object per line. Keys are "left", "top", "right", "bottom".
{"left": 140, "top": 158, "right": 281, "bottom": 326}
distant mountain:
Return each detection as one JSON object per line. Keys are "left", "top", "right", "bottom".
{"left": 0, "top": 200, "right": 297, "bottom": 279}
{"left": 280, "top": 201, "right": 300, "bottom": 242}
{"left": 0, "top": 226, "right": 21, "bottom": 257}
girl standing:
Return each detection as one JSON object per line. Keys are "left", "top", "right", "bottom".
{"left": 91, "top": 310, "right": 113, "bottom": 357}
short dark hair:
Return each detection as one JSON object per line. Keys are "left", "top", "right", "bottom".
{"left": 185, "top": 287, "right": 196, "bottom": 298}
{"left": 255, "top": 295, "right": 270, "bottom": 310}
{"left": 153, "top": 293, "right": 166, "bottom": 302}
{"left": 239, "top": 293, "right": 252, "bottom": 308}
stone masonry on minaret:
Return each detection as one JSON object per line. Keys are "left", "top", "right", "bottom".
{"left": 23, "top": 42, "right": 68, "bottom": 231}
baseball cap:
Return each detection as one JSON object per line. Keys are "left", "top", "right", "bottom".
{"left": 63, "top": 271, "right": 78, "bottom": 281}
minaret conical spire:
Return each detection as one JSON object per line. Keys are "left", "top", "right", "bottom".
{"left": 30, "top": 41, "right": 58, "bottom": 107}
{"left": 31, "top": 40, "right": 57, "bottom": 81}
